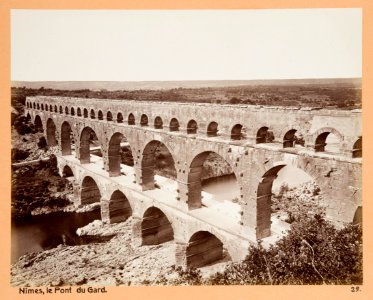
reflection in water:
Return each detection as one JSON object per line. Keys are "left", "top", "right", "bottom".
{"left": 11, "top": 210, "right": 101, "bottom": 263}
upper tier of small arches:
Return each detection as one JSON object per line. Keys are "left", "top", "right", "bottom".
{"left": 26, "top": 96, "right": 362, "bottom": 157}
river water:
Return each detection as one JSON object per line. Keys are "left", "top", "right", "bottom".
{"left": 11, "top": 210, "right": 101, "bottom": 264}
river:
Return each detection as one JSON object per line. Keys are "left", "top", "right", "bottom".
{"left": 11, "top": 210, "right": 101, "bottom": 264}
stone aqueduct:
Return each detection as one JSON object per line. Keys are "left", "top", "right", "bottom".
{"left": 25, "top": 96, "right": 362, "bottom": 268}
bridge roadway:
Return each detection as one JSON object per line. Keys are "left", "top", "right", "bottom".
{"left": 58, "top": 152, "right": 289, "bottom": 268}
{"left": 25, "top": 96, "right": 362, "bottom": 268}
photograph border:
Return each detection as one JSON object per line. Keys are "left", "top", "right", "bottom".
{"left": 1, "top": 0, "right": 372, "bottom": 299}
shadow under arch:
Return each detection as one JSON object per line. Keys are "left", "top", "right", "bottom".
{"left": 141, "top": 140, "right": 176, "bottom": 190}
{"left": 46, "top": 118, "right": 57, "bottom": 147}
{"left": 186, "top": 231, "right": 224, "bottom": 268}
{"left": 108, "top": 190, "right": 132, "bottom": 224}
{"left": 80, "top": 126, "right": 100, "bottom": 164}
{"left": 61, "top": 121, "right": 73, "bottom": 155}
{"left": 80, "top": 176, "right": 101, "bottom": 212}
{"left": 108, "top": 132, "right": 134, "bottom": 177}
{"left": 141, "top": 206, "right": 174, "bottom": 245}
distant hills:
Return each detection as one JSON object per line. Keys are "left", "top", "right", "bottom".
{"left": 12, "top": 78, "right": 361, "bottom": 91}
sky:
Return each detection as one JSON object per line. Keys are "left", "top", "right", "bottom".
{"left": 11, "top": 9, "right": 362, "bottom": 81}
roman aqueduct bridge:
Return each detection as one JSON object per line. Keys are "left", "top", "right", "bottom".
{"left": 25, "top": 96, "right": 362, "bottom": 268}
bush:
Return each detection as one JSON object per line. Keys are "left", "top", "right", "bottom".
{"left": 207, "top": 216, "right": 362, "bottom": 285}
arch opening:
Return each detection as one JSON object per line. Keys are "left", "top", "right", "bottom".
{"left": 81, "top": 176, "right": 101, "bottom": 212}
{"left": 65, "top": 106, "right": 69, "bottom": 115}
{"left": 45, "top": 104, "right": 48, "bottom": 111}
{"left": 257, "top": 164, "right": 318, "bottom": 239}
{"left": 108, "top": 190, "right": 132, "bottom": 224}
{"left": 128, "top": 113, "right": 135, "bottom": 125}
{"left": 90, "top": 109, "right": 96, "bottom": 119}
{"left": 256, "top": 127, "right": 274, "bottom": 144}
{"left": 169, "top": 118, "right": 180, "bottom": 131}
{"left": 49, "top": 105, "right": 53, "bottom": 111}
{"left": 188, "top": 152, "right": 240, "bottom": 220}
{"left": 116, "top": 112, "right": 123, "bottom": 123}
{"left": 41, "top": 104, "right": 44, "bottom": 110}
{"left": 77, "top": 107, "right": 82, "bottom": 117}
{"left": 83, "top": 108, "right": 88, "bottom": 118}
{"left": 231, "top": 124, "right": 243, "bottom": 140}
{"left": 71, "top": 107, "right": 75, "bottom": 116}
{"left": 207, "top": 122, "right": 218, "bottom": 137}
{"left": 59, "top": 106, "right": 63, "bottom": 114}
{"left": 37, "top": 103, "right": 40, "bottom": 110}
{"left": 352, "top": 137, "right": 362, "bottom": 158}
{"left": 107, "top": 111, "right": 113, "bottom": 121}
{"left": 80, "top": 127, "right": 101, "bottom": 164}
{"left": 108, "top": 132, "right": 134, "bottom": 177}
{"left": 98, "top": 110, "right": 103, "bottom": 120}
{"left": 141, "top": 141, "right": 176, "bottom": 190}
{"left": 46, "top": 118, "right": 57, "bottom": 147}
{"left": 61, "top": 121, "right": 74, "bottom": 155}
{"left": 154, "top": 116, "right": 163, "bottom": 129}
{"left": 34, "top": 115, "right": 43, "bottom": 133}
{"left": 283, "top": 129, "right": 297, "bottom": 148}
{"left": 187, "top": 120, "right": 197, "bottom": 134}
{"left": 140, "top": 114, "right": 149, "bottom": 126}
{"left": 141, "top": 207, "right": 173, "bottom": 245}
{"left": 315, "top": 132, "right": 340, "bottom": 153}
{"left": 54, "top": 105, "right": 57, "bottom": 113}
{"left": 62, "top": 165, "right": 74, "bottom": 178}
{"left": 186, "top": 231, "right": 224, "bottom": 268}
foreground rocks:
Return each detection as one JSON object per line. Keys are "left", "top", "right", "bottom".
{"left": 11, "top": 217, "right": 228, "bottom": 287}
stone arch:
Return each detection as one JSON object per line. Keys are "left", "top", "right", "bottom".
{"left": 62, "top": 165, "right": 74, "bottom": 177}
{"left": 33, "top": 102, "right": 36, "bottom": 109}
{"left": 77, "top": 107, "right": 82, "bottom": 117}
{"left": 80, "top": 126, "right": 99, "bottom": 164}
{"left": 98, "top": 110, "right": 103, "bottom": 120}
{"left": 256, "top": 126, "right": 274, "bottom": 144}
{"left": 283, "top": 129, "right": 297, "bottom": 148}
{"left": 107, "top": 111, "right": 113, "bottom": 121}
{"left": 187, "top": 151, "right": 238, "bottom": 210}
{"left": 187, "top": 120, "right": 198, "bottom": 134}
{"left": 54, "top": 105, "right": 57, "bottom": 113}
{"left": 231, "top": 124, "right": 243, "bottom": 140}
{"left": 154, "top": 116, "right": 163, "bottom": 129}
{"left": 61, "top": 121, "right": 73, "bottom": 155}
{"left": 46, "top": 118, "right": 57, "bottom": 146}
{"left": 314, "top": 127, "right": 343, "bottom": 152}
{"left": 41, "top": 104, "right": 44, "bottom": 110}
{"left": 140, "top": 114, "right": 149, "bottom": 126}
{"left": 59, "top": 106, "right": 63, "bottom": 114}
{"left": 37, "top": 103, "right": 40, "bottom": 110}
{"left": 65, "top": 106, "right": 69, "bottom": 115}
{"left": 49, "top": 104, "right": 53, "bottom": 111}
{"left": 71, "top": 107, "right": 75, "bottom": 116}
{"left": 256, "top": 164, "right": 286, "bottom": 238}
{"left": 352, "top": 137, "right": 362, "bottom": 158}
{"left": 141, "top": 140, "right": 176, "bottom": 190}
{"left": 169, "top": 118, "right": 180, "bottom": 131}
{"left": 90, "top": 109, "right": 95, "bottom": 119}
{"left": 108, "top": 132, "right": 134, "bottom": 177}
{"left": 207, "top": 121, "right": 218, "bottom": 137}
{"left": 117, "top": 112, "right": 124, "bottom": 123}
{"left": 80, "top": 176, "right": 101, "bottom": 209}
{"left": 128, "top": 113, "right": 135, "bottom": 125}
{"left": 34, "top": 115, "right": 43, "bottom": 132}
{"left": 83, "top": 108, "right": 88, "bottom": 118}
{"left": 141, "top": 206, "right": 174, "bottom": 245}
{"left": 186, "top": 231, "right": 224, "bottom": 268}
{"left": 108, "top": 190, "right": 132, "bottom": 224}
{"left": 45, "top": 104, "right": 48, "bottom": 111}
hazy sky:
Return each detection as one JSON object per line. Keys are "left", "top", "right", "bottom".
{"left": 11, "top": 9, "right": 362, "bottom": 81}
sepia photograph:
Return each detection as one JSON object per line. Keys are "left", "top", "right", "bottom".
{"left": 8, "top": 6, "right": 364, "bottom": 291}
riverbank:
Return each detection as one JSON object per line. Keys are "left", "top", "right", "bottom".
{"left": 11, "top": 217, "right": 229, "bottom": 286}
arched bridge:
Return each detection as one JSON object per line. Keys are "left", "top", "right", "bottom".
{"left": 25, "top": 96, "right": 362, "bottom": 268}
